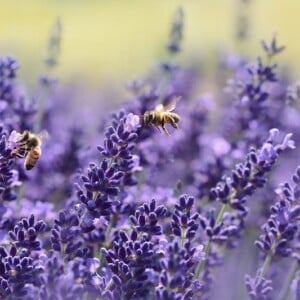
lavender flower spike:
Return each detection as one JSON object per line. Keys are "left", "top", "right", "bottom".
{"left": 245, "top": 271, "right": 273, "bottom": 300}
{"left": 124, "top": 113, "right": 141, "bottom": 133}
{"left": 266, "top": 128, "right": 295, "bottom": 151}
{"left": 246, "top": 165, "right": 300, "bottom": 300}
{"left": 280, "top": 133, "right": 295, "bottom": 151}
{"left": 261, "top": 34, "right": 285, "bottom": 59}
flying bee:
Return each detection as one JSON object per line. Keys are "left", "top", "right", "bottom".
{"left": 143, "top": 97, "right": 180, "bottom": 136}
{"left": 11, "top": 130, "right": 48, "bottom": 170}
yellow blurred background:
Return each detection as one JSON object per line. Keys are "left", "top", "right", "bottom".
{"left": 0, "top": 0, "right": 299, "bottom": 87}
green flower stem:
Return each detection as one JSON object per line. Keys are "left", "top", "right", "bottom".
{"left": 35, "top": 18, "right": 62, "bottom": 132}
{"left": 181, "top": 228, "right": 187, "bottom": 247}
{"left": 194, "top": 240, "right": 211, "bottom": 279}
{"left": 278, "top": 260, "right": 298, "bottom": 300}
{"left": 194, "top": 203, "right": 229, "bottom": 279}
{"left": 99, "top": 220, "right": 114, "bottom": 266}
{"left": 261, "top": 234, "right": 282, "bottom": 278}
{"left": 104, "top": 278, "right": 114, "bottom": 292}
{"left": 216, "top": 202, "right": 229, "bottom": 224}
{"left": 34, "top": 85, "right": 50, "bottom": 133}
{"left": 260, "top": 251, "right": 273, "bottom": 277}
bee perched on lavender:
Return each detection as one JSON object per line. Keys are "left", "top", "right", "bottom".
{"left": 143, "top": 97, "right": 180, "bottom": 136}
{"left": 11, "top": 130, "right": 48, "bottom": 170}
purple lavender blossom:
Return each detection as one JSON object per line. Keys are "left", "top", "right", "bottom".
{"left": 0, "top": 8, "right": 300, "bottom": 300}
{"left": 245, "top": 166, "right": 300, "bottom": 300}
{"left": 0, "top": 129, "right": 23, "bottom": 211}
{"left": 0, "top": 56, "right": 36, "bottom": 132}
{"left": 8, "top": 214, "right": 46, "bottom": 251}
{"left": 261, "top": 34, "right": 285, "bottom": 59}
{"left": 245, "top": 271, "right": 273, "bottom": 300}
{"left": 166, "top": 6, "right": 184, "bottom": 54}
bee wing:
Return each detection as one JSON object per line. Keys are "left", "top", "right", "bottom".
{"left": 153, "top": 104, "right": 163, "bottom": 112}
{"left": 38, "top": 130, "right": 49, "bottom": 142}
{"left": 162, "top": 96, "right": 181, "bottom": 112}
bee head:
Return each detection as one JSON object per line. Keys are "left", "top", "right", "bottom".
{"left": 27, "top": 136, "right": 40, "bottom": 148}
{"left": 20, "top": 130, "right": 30, "bottom": 142}
{"left": 143, "top": 112, "right": 154, "bottom": 126}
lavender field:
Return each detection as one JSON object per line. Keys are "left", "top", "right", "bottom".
{"left": 0, "top": 2, "right": 300, "bottom": 300}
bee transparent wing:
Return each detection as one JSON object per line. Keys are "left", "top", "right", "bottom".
{"left": 38, "top": 130, "right": 49, "bottom": 142}
{"left": 154, "top": 104, "right": 164, "bottom": 112}
{"left": 154, "top": 96, "right": 181, "bottom": 112}
{"left": 162, "top": 96, "right": 181, "bottom": 112}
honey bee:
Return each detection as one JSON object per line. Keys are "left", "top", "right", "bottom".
{"left": 143, "top": 97, "right": 180, "bottom": 136}
{"left": 11, "top": 130, "right": 48, "bottom": 170}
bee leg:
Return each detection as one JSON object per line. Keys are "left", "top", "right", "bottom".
{"left": 11, "top": 150, "right": 26, "bottom": 158}
{"left": 162, "top": 126, "right": 171, "bottom": 136}
{"left": 11, "top": 145, "right": 27, "bottom": 158}
{"left": 155, "top": 125, "right": 162, "bottom": 133}
{"left": 12, "top": 153, "right": 24, "bottom": 158}
{"left": 171, "top": 122, "right": 179, "bottom": 129}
